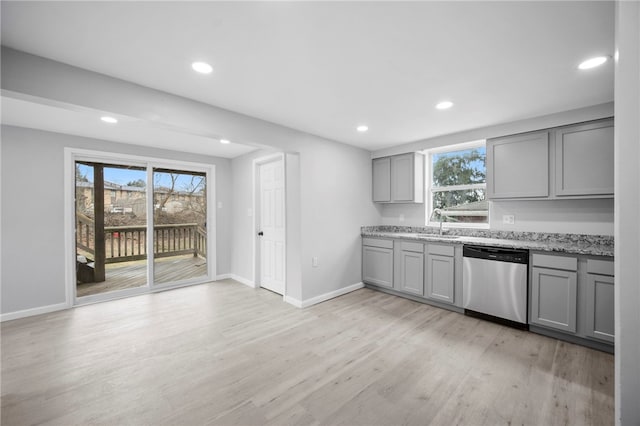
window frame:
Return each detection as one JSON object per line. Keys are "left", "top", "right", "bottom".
{"left": 424, "top": 140, "right": 489, "bottom": 229}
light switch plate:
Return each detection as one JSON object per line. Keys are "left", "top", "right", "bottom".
{"left": 312, "top": 257, "right": 319, "bottom": 267}
{"left": 399, "top": 214, "right": 405, "bottom": 222}
{"left": 503, "top": 214, "right": 515, "bottom": 225}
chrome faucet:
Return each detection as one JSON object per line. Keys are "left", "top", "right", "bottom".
{"left": 430, "top": 208, "right": 445, "bottom": 235}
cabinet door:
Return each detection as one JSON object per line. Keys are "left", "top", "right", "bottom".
{"left": 391, "top": 154, "right": 414, "bottom": 201}
{"left": 555, "top": 120, "right": 614, "bottom": 196}
{"left": 426, "top": 253, "right": 454, "bottom": 304}
{"left": 585, "top": 274, "right": 615, "bottom": 343}
{"left": 530, "top": 267, "right": 577, "bottom": 332}
{"left": 487, "top": 131, "right": 549, "bottom": 199}
{"left": 397, "top": 250, "right": 424, "bottom": 295}
{"left": 362, "top": 246, "right": 393, "bottom": 288}
{"left": 372, "top": 157, "right": 391, "bottom": 202}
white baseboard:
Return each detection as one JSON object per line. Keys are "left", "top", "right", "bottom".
{"left": 283, "top": 295, "right": 303, "bottom": 308}
{"left": 1, "top": 301, "right": 70, "bottom": 322}
{"left": 217, "top": 274, "right": 256, "bottom": 288}
{"left": 285, "top": 282, "right": 364, "bottom": 309}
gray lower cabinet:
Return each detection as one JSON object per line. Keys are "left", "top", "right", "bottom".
{"left": 362, "top": 238, "right": 394, "bottom": 288}
{"left": 584, "top": 259, "right": 615, "bottom": 343}
{"left": 425, "top": 244, "right": 455, "bottom": 304}
{"left": 363, "top": 238, "right": 458, "bottom": 307}
{"left": 530, "top": 254, "right": 578, "bottom": 333}
{"left": 585, "top": 274, "right": 614, "bottom": 342}
{"left": 397, "top": 244, "right": 424, "bottom": 296}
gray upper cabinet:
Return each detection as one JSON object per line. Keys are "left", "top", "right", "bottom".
{"left": 530, "top": 253, "right": 578, "bottom": 333}
{"left": 487, "top": 131, "right": 549, "bottom": 199}
{"left": 372, "top": 153, "right": 424, "bottom": 203}
{"left": 555, "top": 119, "right": 614, "bottom": 197}
{"left": 425, "top": 244, "right": 455, "bottom": 304}
{"left": 372, "top": 157, "right": 391, "bottom": 202}
{"left": 487, "top": 118, "right": 614, "bottom": 200}
{"left": 584, "top": 259, "right": 615, "bottom": 343}
{"left": 362, "top": 238, "right": 394, "bottom": 288}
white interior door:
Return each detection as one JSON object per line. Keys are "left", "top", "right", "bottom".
{"left": 258, "top": 158, "right": 285, "bottom": 295}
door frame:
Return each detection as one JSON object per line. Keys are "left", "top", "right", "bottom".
{"left": 252, "top": 153, "right": 287, "bottom": 298}
{"left": 64, "top": 148, "right": 216, "bottom": 306}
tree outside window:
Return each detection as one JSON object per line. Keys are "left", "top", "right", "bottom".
{"left": 428, "top": 143, "right": 487, "bottom": 225}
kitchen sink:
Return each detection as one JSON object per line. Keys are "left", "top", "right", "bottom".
{"left": 416, "top": 234, "right": 460, "bottom": 239}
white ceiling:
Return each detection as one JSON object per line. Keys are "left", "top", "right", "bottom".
{"left": 1, "top": 97, "right": 257, "bottom": 158}
{"left": 1, "top": 1, "right": 614, "bottom": 152}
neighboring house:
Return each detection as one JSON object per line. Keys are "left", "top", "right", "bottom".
{"left": 440, "top": 200, "right": 489, "bottom": 224}
{"left": 75, "top": 180, "right": 204, "bottom": 216}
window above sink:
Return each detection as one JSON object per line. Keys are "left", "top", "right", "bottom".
{"left": 424, "top": 140, "right": 489, "bottom": 229}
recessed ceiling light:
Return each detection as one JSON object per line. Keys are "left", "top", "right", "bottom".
{"left": 356, "top": 125, "right": 369, "bottom": 132}
{"left": 436, "top": 101, "right": 454, "bottom": 110}
{"left": 578, "top": 56, "right": 608, "bottom": 70}
{"left": 192, "top": 61, "right": 213, "bottom": 74}
{"left": 100, "top": 116, "right": 118, "bottom": 124}
{"left": 220, "top": 139, "right": 231, "bottom": 144}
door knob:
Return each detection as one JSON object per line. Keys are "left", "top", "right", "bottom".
{"left": 258, "top": 231, "right": 264, "bottom": 236}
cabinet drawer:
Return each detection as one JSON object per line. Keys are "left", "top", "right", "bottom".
{"left": 532, "top": 253, "right": 577, "bottom": 271}
{"left": 401, "top": 241, "right": 424, "bottom": 253}
{"left": 428, "top": 244, "right": 454, "bottom": 257}
{"left": 362, "top": 238, "right": 393, "bottom": 249}
{"left": 586, "top": 259, "right": 614, "bottom": 276}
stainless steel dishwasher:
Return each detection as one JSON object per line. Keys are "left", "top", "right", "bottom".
{"left": 462, "top": 245, "right": 529, "bottom": 326}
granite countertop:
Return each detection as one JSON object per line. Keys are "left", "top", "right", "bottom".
{"left": 361, "top": 226, "right": 614, "bottom": 257}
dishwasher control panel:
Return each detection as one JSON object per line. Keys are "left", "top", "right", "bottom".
{"left": 463, "top": 245, "right": 529, "bottom": 264}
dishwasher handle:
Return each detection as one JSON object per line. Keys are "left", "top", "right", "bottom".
{"left": 463, "top": 245, "right": 529, "bottom": 264}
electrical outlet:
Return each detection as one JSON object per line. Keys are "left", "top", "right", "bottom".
{"left": 217, "top": 201, "right": 223, "bottom": 209}
{"left": 312, "top": 257, "right": 319, "bottom": 267}
{"left": 503, "top": 214, "right": 515, "bottom": 225}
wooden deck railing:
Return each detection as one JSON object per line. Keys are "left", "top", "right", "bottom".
{"left": 76, "top": 215, "right": 206, "bottom": 264}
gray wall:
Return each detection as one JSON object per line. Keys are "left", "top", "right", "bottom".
{"left": 614, "top": 1, "right": 640, "bottom": 424}
{"left": 2, "top": 48, "right": 382, "bottom": 309}
{"left": 231, "top": 142, "right": 381, "bottom": 302}
{"left": 377, "top": 104, "right": 615, "bottom": 236}
{"left": 296, "top": 136, "right": 381, "bottom": 300}
{"left": 0, "top": 125, "right": 232, "bottom": 314}
{"left": 380, "top": 193, "right": 614, "bottom": 235}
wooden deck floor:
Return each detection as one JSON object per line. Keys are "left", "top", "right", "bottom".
{"left": 76, "top": 255, "right": 207, "bottom": 297}
{"left": 1, "top": 284, "right": 613, "bottom": 425}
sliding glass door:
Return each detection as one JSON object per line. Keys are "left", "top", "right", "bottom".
{"left": 73, "top": 155, "right": 212, "bottom": 303}
{"left": 75, "top": 162, "right": 148, "bottom": 298}
{"left": 152, "top": 168, "right": 208, "bottom": 284}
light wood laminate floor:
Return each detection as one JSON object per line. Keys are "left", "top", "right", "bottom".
{"left": 1, "top": 281, "right": 613, "bottom": 425}
{"left": 77, "top": 255, "right": 207, "bottom": 297}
